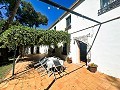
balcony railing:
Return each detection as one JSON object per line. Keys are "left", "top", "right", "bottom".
{"left": 98, "top": 0, "right": 120, "bottom": 15}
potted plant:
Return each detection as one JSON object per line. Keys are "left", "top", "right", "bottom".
{"left": 88, "top": 63, "right": 98, "bottom": 73}
{"left": 66, "top": 57, "right": 72, "bottom": 63}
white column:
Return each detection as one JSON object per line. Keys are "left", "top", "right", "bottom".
{"left": 28, "top": 47, "right": 31, "bottom": 54}
{"left": 33, "top": 46, "right": 37, "bottom": 54}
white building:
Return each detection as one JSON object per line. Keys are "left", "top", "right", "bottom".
{"left": 49, "top": 0, "right": 120, "bottom": 78}
{"left": 27, "top": 45, "right": 48, "bottom": 54}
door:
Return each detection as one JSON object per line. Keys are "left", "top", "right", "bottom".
{"left": 77, "top": 41, "right": 87, "bottom": 65}
{"left": 80, "top": 41, "right": 87, "bottom": 62}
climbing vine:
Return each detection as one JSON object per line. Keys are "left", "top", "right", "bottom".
{"left": 0, "top": 25, "right": 70, "bottom": 50}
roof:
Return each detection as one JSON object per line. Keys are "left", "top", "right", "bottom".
{"left": 48, "top": 0, "right": 84, "bottom": 30}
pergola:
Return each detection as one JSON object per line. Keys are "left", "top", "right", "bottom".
{"left": 39, "top": 0, "right": 120, "bottom": 58}
{"left": 39, "top": 0, "right": 101, "bottom": 24}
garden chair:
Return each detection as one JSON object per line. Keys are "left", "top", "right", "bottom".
{"left": 52, "top": 59, "right": 66, "bottom": 80}
{"left": 34, "top": 57, "right": 51, "bottom": 76}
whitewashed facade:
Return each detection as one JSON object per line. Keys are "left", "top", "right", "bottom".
{"left": 49, "top": 0, "right": 120, "bottom": 78}
{"left": 27, "top": 45, "right": 48, "bottom": 54}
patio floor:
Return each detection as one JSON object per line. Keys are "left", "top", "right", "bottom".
{"left": 0, "top": 60, "right": 120, "bottom": 90}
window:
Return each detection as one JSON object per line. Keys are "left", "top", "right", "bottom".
{"left": 98, "top": 0, "right": 120, "bottom": 15}
{"left": 66, "top": 15, "right": 71, "bottom": 27}
{"left": 65, "top": 15, "right": 71, "bottom": 30}
{"left": 100, "top": 0, "right": 109, "bottom": 8}
{"left": 54, "top": 26, "right": 56, "bottom": 30}
{"left": 100, "top": 0, "right": 115, "bottom": 8}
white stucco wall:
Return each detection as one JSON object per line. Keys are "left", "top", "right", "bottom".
{"left": 74, "top": 0, "right": 120, "bottom": 78}
{"left": 27, "top": 45, "right": 48, "bottom": 54}
{"left": 50, "top": 0, "right": 120, "bottom": 78}
{"left": 39, "top": 45, "right": 48, "bottom": 54}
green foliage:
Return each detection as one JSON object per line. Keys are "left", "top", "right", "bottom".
{"left": 16, "top": 1, "right": 48, "bottom": 28}
{"left": 0, "top": 19, "right": 5, "bottom": 30}
{"left": 36, "top": 30, "right": 70, "bottom": 46}
{"left": 0, "top": 0, "right": 48, "bottom": 29}
{"left": 88, "top": 63, "right": 98, "bottom": 67}
{"left": 0, "top": 63, "right": 12, "bottom": 81}
{"left": 0, "top": 25, "right": 36, "bottom": 49}
{"left": 0, "top": 25, "right": 70, "bottom": 50}
{"left": 0, "top": 0, "right": 17, "bottom": 17}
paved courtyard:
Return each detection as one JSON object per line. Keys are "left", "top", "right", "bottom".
{"left": 0, "top": 60, "right": 120, "bottom": 90}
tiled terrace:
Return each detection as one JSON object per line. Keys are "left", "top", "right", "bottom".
{"left": 0, "top": 60, "right": 120, "bottom": 90}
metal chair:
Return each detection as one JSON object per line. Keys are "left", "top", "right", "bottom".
{"left": 52, "top": 59, "right": 66, "bottom": 80}
{"left": 34, "top": 57, "right": 50, "bottom": 76}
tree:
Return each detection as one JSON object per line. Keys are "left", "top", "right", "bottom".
{"left": 16, "top": 1, "right": 48, "bottom": 28}
{"left": 0, "top": 25, "right": 70, "bottom": 54}
{"left": 0, "top": 25, "right": 36, "bottom": 56}
{"left": 34, "top": 12, "right": 48, "bottom": 28}
{"left": 0, "top": 25, "right": 70, "bottom": 75}
{"left": 0, "top": 0, "right": 21, "bottom": 31}
{"left": 0, "top": 19, "right": 5, "bottom": 31}
{"left": 0, "top": 0, "right": 48, "bottom": 32}
{"left": 0, "top": 11, "right": 3, "bottom": 19}
{"left": 0, "top": 0, "right": 48, "bottom": 63}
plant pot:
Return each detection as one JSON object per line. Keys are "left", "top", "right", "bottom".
{"left": 66, "top": 57, "right": 72, "bottom": 63}
{"left": 67, "top": 59, "right": 72, "bottom": 63}
{"left": 88, "top": 66, "right": 97, "bottom": 73}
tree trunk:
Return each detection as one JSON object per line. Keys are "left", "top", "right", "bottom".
{"left": 3, "top": 0, "right": 21, "bottom": 31}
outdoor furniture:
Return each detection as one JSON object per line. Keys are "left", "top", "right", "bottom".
{"left": 34, "top": 57, "right": 50, "bottom": 76}
{"left": 46, "top": 57, "right": 63, "bottom": 68}
{"left": 53, "top": 59, "right": 65, "bottom": 75}
{"left": 34, "top": 57, "right": 46, "bottom": 68}
{"left": 34, "top": 57, "right": 66, "bottom": 79}
{"left": 46, "top": 57, "right": 65, "bottom": 80}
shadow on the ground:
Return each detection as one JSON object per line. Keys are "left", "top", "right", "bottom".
{"left": 0, "top": 61, "right": 13, "bottom": 83}
{"left": 0, "top": 67, "right": 33, "bottom": 84}
{"left": 0, "top": 60, "right": 13, "bottom": 66}
{"left": 1, "top": 54, "right": 86, "bottom": 90}
{"left": 44, "top": 79, "right": 56, "bottom": 90}
{"left": 44, "top": 64, "right": 85, "bottom": 90}
{"left": 0, "top": 53, "right": 47, "bottom": 84}
{"left": 106, "top": 75, "right": 120, "bottom": 89}
{"left": 23, "top": 53, "right": 48, "bottom": 62}
{"left": 61, "top": 64, "right": 86, "bottom": 77}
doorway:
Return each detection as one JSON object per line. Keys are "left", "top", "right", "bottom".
{"left": 31, "top": 47, "right": 34, "bottom": 54}
{"left": 77, "top": 41, "right": 87, "bottom": 65}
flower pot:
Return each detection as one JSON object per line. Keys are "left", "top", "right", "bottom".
{"left": 66, "top": 57, "right": 72, "bottom": 63}
{"left": 67, "top": 59, "right": 72, "bottom": 63}
{"left": 88, "top": 66, "right": 97, "bottom": 73}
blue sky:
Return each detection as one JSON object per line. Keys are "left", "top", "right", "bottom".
{"left": 26, "top": 0, "right": 76, "bottom": 30}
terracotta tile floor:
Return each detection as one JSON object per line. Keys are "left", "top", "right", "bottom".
{"left": 0, "top": 61, "right": 120, "bottom": 90}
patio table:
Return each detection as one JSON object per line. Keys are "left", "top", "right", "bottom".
{"left": 46, "top": 57, "right": 64, "bottom": 69}
{"left": 46, "top": 57, "right": 64, "bottom": 79}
